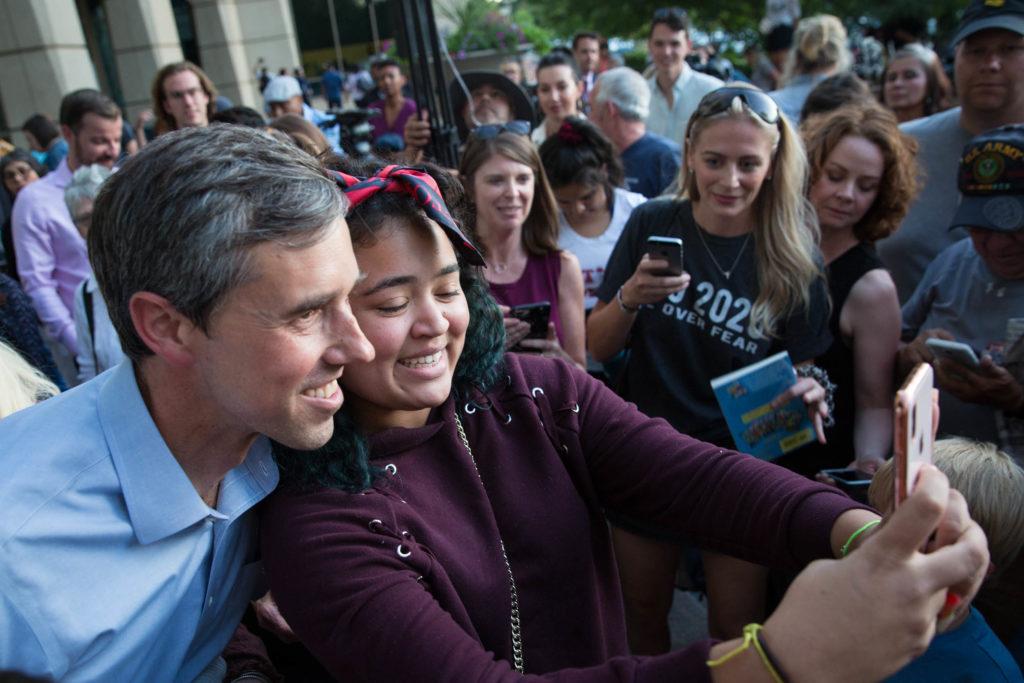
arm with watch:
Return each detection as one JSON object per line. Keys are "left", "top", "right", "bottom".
{"left": 586, "top": 254, "right": 690, "bottom": 361}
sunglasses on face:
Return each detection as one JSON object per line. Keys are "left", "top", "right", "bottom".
{"left": 696, "top": 87, "right": 781, "bottom": 126}
{"left": 470, "top": 120, "right": 532, "bottom": 140}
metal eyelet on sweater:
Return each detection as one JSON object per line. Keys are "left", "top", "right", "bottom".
{"left": 401, "top": 530, "right": 411, "bottom": 538}
{"left": 531, "top": 386, "right": 544, "bottom": 398}
{"left": 397, "top": 544, "right": 412, "bottom": 558}
{"left": 368, "top": 519, "right": 384, "bottom": 533}
{"left": 464, "top": 402, "right": 477, "bottom": 415}
{"left": 504, "top": 413, "right": 512, "bottom": 424}
{"left": 385, "top": 463, "right": 397, "bottom": 475}
{"left": 571, "top": 403, "right": 579, "bottom": 413}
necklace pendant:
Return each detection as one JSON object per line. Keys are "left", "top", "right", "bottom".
{"left": 723, "top": 270, "right": 731, "bottom": 279}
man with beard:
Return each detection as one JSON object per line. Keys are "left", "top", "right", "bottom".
{"left": 12, "top": 89, "right": 121, "bottom": 366}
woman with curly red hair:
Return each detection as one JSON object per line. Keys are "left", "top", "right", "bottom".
{"left": 799, "top": 102, "right": 921, "bottom": 475}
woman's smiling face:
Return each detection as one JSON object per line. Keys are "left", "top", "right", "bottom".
{"left": 342, "top": 218, "right": 470, "bottom": 431}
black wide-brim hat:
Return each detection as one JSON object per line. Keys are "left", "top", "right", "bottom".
{"left": 448, "top": 71, "right": 535, "bottom": 141}
{"left": 950, "top": 124, "right": 1024, "bottom": 233}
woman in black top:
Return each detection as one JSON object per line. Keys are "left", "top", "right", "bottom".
{"left": 801, "top": 103, "right": 920, "bottom": 476}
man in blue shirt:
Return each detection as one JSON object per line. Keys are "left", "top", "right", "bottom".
{"left": 590, "top": 67, "right": 681, "bottom": 198}
{"left": 321, "top": 63, "right": 344, "bottom": 109}
{"left": 0, "top": 125, "right": 374, "bottom": 681}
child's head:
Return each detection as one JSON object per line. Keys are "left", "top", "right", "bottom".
{"left": 869, "top": 438, "right": 1024, "bottom": 578}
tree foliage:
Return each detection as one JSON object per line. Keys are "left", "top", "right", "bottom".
{"left": 521, "top": 0, "right": 964, "bottom": 49}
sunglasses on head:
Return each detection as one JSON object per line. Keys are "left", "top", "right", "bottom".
{"left": 697, "top": 87, "right": 781, "bottom": 126}
{"left": 652, "top": 6, "right": 687, "bottom": 21}
{"left": 471, "top": 120, "right": 532, "bottom": 140}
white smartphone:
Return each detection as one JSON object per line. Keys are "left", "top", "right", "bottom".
{"left": 893, "top": 363, "right": 935, "bottom": 507}
{"left": 925, "top": 338, "right": 981, "bottom": 369}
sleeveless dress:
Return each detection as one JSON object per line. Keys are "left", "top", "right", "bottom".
{"left": 776, "top": 242, "right": 884, "bottom": 477}
{"left": 488, "top": 251, "right": 565, "bottom": 344}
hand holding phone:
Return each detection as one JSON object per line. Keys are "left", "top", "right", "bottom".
{"left": 925, "top": 338, "right": 981, "bottom": 369}
{"left": 509, "top": 301, "right": 552, "bottom": 345}
{"left": 645, "top": 236, "right": 684, "bottom": 276}
{"left": 893, "top": 363, "right": 936, "bottom": 507}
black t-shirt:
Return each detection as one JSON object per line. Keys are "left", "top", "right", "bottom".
{"left": 595, "top": 199, "right": 832, "bottom": 446}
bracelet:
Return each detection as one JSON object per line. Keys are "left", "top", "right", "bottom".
{"left": 795, "top": 364, "right": 836, "bottom": 428}
{"left": 707, "top": 623, "right": 787, "bottom": 683}
{"left": 840, "top": 519, "right": 881, "bottom": 557}
{"left": 616, "top": 286, "right": 640, "bottom": 313}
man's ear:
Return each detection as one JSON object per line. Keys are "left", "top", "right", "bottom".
{"left": 128, "top": 292, "right": 201, "bottom": 367}
{"left": 60, "top": 124, "right": 74, "bottom": 144}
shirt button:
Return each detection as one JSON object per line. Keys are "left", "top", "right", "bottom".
{"left": 207, "top": 596, "right": 214, "bottom": 608}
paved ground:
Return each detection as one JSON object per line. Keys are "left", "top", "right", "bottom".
{"left": 668, "top": 589, "right": 710, "bottom": 651}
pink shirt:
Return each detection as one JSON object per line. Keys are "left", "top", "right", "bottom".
{"left": 12, "top": 159, "right": 90, "bottom": 354}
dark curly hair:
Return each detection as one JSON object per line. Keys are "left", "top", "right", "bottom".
{"left": 274, "top": 161, "right": 506, "bottom": 492}
{"left": 802, "top": 103, "right": 921, "bottom": 242}
{"left": 538, "top": 116, "right": 624, "bottom": 209}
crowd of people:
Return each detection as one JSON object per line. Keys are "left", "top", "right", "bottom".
{"left": 0, "top": 0, "right": 1022, "bottom": 681}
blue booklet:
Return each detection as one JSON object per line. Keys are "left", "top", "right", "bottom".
{"left": 710, "top": 351, "right": 815, "bottom": 460}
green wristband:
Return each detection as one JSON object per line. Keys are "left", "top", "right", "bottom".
{"left": 840, "top": 519, "right": 881, "bottom": 557}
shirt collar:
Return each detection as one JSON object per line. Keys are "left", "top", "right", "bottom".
{"left": 98, "top": 362, "right": 278, "bottom": 544}
{"left": 648, "top": 63, "right": 694, "bottom": 97}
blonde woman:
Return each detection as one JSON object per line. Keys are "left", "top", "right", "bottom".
{"left": 587, "top": 84, "right": 832, "bottom": 651}
{"left": 0, "top": 340, "right": 59, "bottom": 419}
{"left": 769, "top": 14, "right": 852, "bottom": 123}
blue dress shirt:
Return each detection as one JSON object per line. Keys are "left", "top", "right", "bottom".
{"left": 0, "top": 361, "right": 278, "bottom": 682}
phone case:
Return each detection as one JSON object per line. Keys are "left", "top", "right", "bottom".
{"left": 893, "top": 363, "right": 935, "bottom": 506}
{"left": 646, "top": 237, "right": 683, "bottom": 276}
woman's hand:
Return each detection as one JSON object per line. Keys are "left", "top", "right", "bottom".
{"left": 498, "top": 305, "right": 531, "bottom": 350}
{"left": 519, "top": 323, "right": 584, "bottom": 369}
{"left": 772, "top": 375, "right": 829, "bottom": 443}
{"left": 618, "top": 254, "right": 691, "bottom": 308}
{"left": 758, "top": 465, "right": 988, "bottom": 683}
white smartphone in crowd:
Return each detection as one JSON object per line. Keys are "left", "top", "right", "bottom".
{"left": 893, "top": 363, "right": 935, "bottom": 507}
{"left": 925, "top": 338, "right": 981, "bottom": 369}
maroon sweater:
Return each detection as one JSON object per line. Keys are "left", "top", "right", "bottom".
{"left": 261, "top": 354, "right": 868, "bottom": 681}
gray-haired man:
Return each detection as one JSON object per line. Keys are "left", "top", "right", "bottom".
{"left": 590, "top": 67, "right": 681, "bottom": 198}
{"left": 0, "top": 125, "right": 374, "bottom": 680}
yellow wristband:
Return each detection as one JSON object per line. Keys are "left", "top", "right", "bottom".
{"left": 840, "top": 518, "right": 881, "bottom": 558}
{"left": 707, "top": 623, "right": 786, "bottom": 683}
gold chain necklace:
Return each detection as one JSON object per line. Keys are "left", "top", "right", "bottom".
{"left": 453, "top": 412, "right": 525, "bottom": 673}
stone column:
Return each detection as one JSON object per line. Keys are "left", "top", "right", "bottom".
{"left": 105, "top": 0, "right": 184, "bottom": 120}
{"left": 191, "top": 0, "right": 300, "bottom": 109}
{"left": 0, "top": 0, "right": 98, "bottom": 142}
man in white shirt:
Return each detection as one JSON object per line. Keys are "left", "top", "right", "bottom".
{"left": 645, "top": 7, "right": 723, "bottom": 146}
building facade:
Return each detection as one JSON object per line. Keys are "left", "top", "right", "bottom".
{"left": 0, "top": 0, "right": 301, "bottom": 142}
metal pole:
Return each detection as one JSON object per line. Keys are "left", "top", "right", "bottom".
{"left": 369, "top": 0, "right": 382, "bottom": 55}
{"left": 326, "top": 0, "right": 344, "bottom": 69}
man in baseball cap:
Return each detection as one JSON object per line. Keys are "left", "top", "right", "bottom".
{"left": 879, "top": 0, "right": 1024, "bottom": 303}
{"left": 898, "top": 124, "right": 1024, "bottom": 452}
{"left": 263, "top": 75, "right": 343, "bottom": 154}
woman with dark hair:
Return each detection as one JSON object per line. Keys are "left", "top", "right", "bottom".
{"left": 881, "top": 44, "right": 955, "bottom": 124}
{"left": 21, "top": 114, "right": 68, "bottom": 171}
{"left": 801, "top": 102, "right": 920, "bottom": 474}
{"left": 459, "top": 124, "right": 587, "bottom": 368}
{"left": 1, "top": 150, "right": 46, "bottom": 279}
{"left": 531, "top": 52, "right": 585, "bottom": 145}
{"left": 539, "top": 116, "right": 646, "bottom": 313}
{"left": 259, "top": 161, "right": 988, "bottom": 683}
{"left": 799, "top": 72, "right": 872, "bottom": 123}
